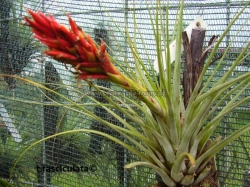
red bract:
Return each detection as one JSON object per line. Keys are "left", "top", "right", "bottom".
{"left": 23, "top": 9, "right": 127, "bottom": 84}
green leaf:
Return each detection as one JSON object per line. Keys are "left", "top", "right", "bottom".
{"left": 125, "top": 161, "right": 176, "bottom": 187}
{"left": 192, "top": 166, "right": 211, "bottom": 185}
{"left": 0, "top": 178, "right": 15, "bottom": 187}
{"left": 171, "top": 153, "right": 195, "bottom": 182}
{"left": 170, "top": 0, "right": 184, "bottom": 150}
{"left": 11, "top": 129, "right": 151, "bottom": 177}
{"left": 180, "top": 174, "right": 194, "bottom": 186}
{"left": 188, "top": 123, "right": 250, "bottom": 174}
{"left": 151, "top": 130, "right": 175, "bottom": 164}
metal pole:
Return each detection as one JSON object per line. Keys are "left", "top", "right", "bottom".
{"left": 41, "top": 61, "right": 47, "bottom": 187}
{"left": 41, "top": 3, "right": 46, "bottom": 186}
{"left": 123, "top": 1, "right": 128, "bottom": 186}
{"left": 226, "top": 0, "right": 230, "bottom": 47}
{"left": 221, "top": 1, "right": 231, "bottom": 186}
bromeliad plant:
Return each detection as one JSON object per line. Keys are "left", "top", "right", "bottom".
{"left": 11, "top": 0, "right": 250, "bottom": 186}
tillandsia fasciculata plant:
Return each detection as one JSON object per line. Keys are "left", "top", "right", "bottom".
{"left": 3, "top": 0, "right": 250, "bottom": 186}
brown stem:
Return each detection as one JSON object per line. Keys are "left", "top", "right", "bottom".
{"left": 182, "top": 31, "right": 193, "bottom": 108}
{"left": 182, "top": 28, "right": 206, "bottom": 108}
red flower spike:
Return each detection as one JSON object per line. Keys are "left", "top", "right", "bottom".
{"left": 83, "top": 48, "right": 96, "bottom": 62}
{"left": 86, "top": 35, "right": 98, "bottom": 52}
{"left": 44, "top": 43, "right": 59, "bottom": 50}
{"left": 99, "top": 42, "right": 106, "bottom": 57}
{"left": 103, "top": 51, "right": 118, "bottom": 74}
{"left": 77, "top": 62, "right": 101, "bottom": 68}
{"left": 86, "top": 35, "right": 99, "bottom": 59}
{"left": 32, "top": 29, "right": 46, "bottom": 38}
{"left": 67, "top": 13, "right": 79, "bottom": 36}
{"left": 78, "top": 30, "right": 86, "bottom": 39}
{"left": 75, "top": 46, "right": 88, "bottom": 61}
{"left": 24, "top": 16, "right": 54, "bottom": 37}
{"left": 80, "top": 67, "right": 104, "bottom": 73}
{"left": 45, "top": 50, "right": 78, "bottom": 61}
{"left": 38, "top": 11, "right": 51, "bottom": 25}
{"left": 78, "top": 74, "right": 109, "bottom": 80}
{"left": 25, "top": 10, "right": 119, "bottom": 77}
{"left": 49, "top": 18, "right": 60, "bottom": 36}
{"left": 27, "top": 9, "right": 51, "bottom": 29}
{"left": 70, "top": 62, "right": 102, "bottom": 72}
{"left": 34, "top": 34, "right": 57, "bottom": 44}
{"left": 102, "top": 58, "right": 119, "bottom": 75}
{"left": 59, "top": 25, "right": 77, "bottom": 44}
{"left": 56, "top": 37, "right": 73, "bottom": 52}
{"left": 34, "top": 35, "right": 59, "bottom": 49}
{"left": 67, "top": 47, "right": 77, "bottom": 54}
{"left": 78, "top": 35, "right": 92, "bottom": 51}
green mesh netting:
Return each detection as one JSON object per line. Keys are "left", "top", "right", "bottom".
{"left": 0, "top": 0, "right": 249, "bottom": 186}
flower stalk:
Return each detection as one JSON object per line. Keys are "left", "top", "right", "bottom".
{"left": 23, "top": 9, "right": 166, "bottom": 120}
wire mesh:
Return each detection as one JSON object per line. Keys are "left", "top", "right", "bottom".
{"left": 0, "top": 0, "right": 249, "bottom": 186}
